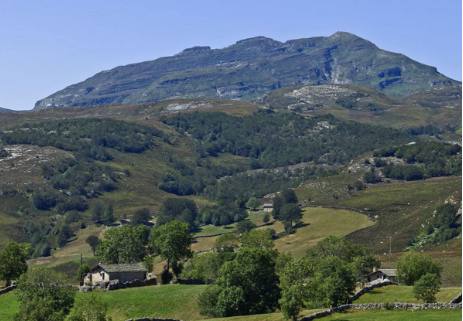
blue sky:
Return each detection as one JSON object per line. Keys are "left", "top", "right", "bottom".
{"left": 1, "top": 0, "right": 461, "bottom": 110}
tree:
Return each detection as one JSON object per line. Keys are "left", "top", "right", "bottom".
{"left": 397, "top": 252, "right": 441, "bottom": 285}
{"left": 78, "top": 263, "right": 90, "bottom": 286}
{"left": 132, "top": 208, "right": 151, "bottom": 225}
{"left": 198, "top": 247, "right": 279, "bottom": 317}
{"left": 91, "top": 201, "right": 105, "bottom": 223}
{"left": 245, "top": 197, "right": 259, "bottom": 210}
{"left": 308, "top": 256, "right": 356, "bottom": 307}
{"left": 16, "top": 268, "right": 75, "bottom": 321}
{"left": 363, "top": 169, "right": 380, "bottom": 184}
{"left": 67, "top": 294, "right": 112, "bottom": 321}
{"left": 181, "top": 252, "right": 226, "bottom": 283}
{"left": 102, "top": 204, "right": 115, "bottom": 225}
{"left": 96, "top": 225, "right": 149, "bottom": 263}
{"left": 279, "top": 257, "right": 313, "bottom": 321}
{"left": 281, "top": 189, "right": 298, "bottom": 204}
{"left": 279, "top": 204, "right": 302, "bottom": 233}
{"left": 215, "top": 233, "right": 240, "bottom": 253}
{"left": 236, "top": 219, "right": 256, "bottom": 234}
{"left": 240, "top": 229, "right": 274, "bottom": 249}
{"left": 413, "top": 273, "right": 441, "bottom": 303}
{"left": 151, "top": 220, "right": 192, "bottom": 276}
{"left": 86, "top": 235, "right": 100, "bottom": 255}
{"left": 0, "top": 242, "right": 29, "bottom": 286}
{"left": 263, "top": 213, "right": 270, "bottom": 224}
{"left": 158, "top": 198, "right": 198, "bottom": 229}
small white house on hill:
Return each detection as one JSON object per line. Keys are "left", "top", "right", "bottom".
{"left": 366, "top": 268, "right": 398, "bottom": 286}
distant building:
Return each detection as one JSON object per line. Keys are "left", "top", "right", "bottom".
{"left": 84, "top": 263, "right": 147, "bottom": 286}
{"left": 366, "top": 268, "right": 398, "bottom": 285}
{"left": 263, "top": 202, "right": 273, "bottom": 213}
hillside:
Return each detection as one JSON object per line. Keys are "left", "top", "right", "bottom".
{"left": 34, "top": 32, "right": 458, "bottom": 109}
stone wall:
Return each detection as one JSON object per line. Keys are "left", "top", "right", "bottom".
{"left": 0, "top": 285, "right": 16, "bottom": 296}
{"left": 301, "top": 303, "right": 462, "bottom": 321}
{"left": 349, "top": 280, "right": 395, "bottom": 302}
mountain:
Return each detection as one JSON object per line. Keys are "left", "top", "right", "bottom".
{"left": 0, "top": 107, "right": 15, "bottom": 113}
{"left": 34, "top": 32, "right": 458, "bottom": 109}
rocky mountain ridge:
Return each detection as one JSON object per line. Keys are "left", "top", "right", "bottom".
{"left": 35, "top": 32, "right": 459, "bottom": 109}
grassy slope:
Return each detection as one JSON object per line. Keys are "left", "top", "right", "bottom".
{"left": 0, "top": 285, "right": 206, "bottom": 321}
{"left": 341, "top": 177, "right": 461, "bottom": 253}
{"left": 272, "top": 207, "right": 373, "bottom": 256}
{"left": 192, "top": 207, "right": 373, "bottom": 255}
{"left": 320, "top": 310, "right": 461, "bottom": 321}
{"left": 355, "top": 285, "right": 461, "bottom": 304}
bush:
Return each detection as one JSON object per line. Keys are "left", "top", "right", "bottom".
{"left": 414, "top": 273, "right": 441, "bottom": 303}
{"left": 397, "top": 252, "right": 441, "bottom": 285}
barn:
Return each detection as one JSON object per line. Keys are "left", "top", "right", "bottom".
{"left": 84, "top": 263, "right": 147, "bottom": 286}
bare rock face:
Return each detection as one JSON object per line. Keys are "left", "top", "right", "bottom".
{"left": 34, "top": 32, "right": 458, "bottom": 110}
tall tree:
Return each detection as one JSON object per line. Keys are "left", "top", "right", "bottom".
{"left": 151, "top": 220, "right": 192, "bottom": 275}
{"left": 85, "top": 235, "right": 100, "bottom": 255}
{"left": 0, "top": 242, "right": 29, "bottom": 286}
{"left": 397, "top": 252, "right": 441, "bottom": 285}
{"left": 16, "top": 268, "right": 75, "bottom": 321}
{"left": 158, "top": 198, "right": 198, "bottom": 229}
{"left": 102, "top": 204, "right": 115, "bottom": 225}
{"left": 96, "top": 225, "right": 149, "bottom": 263}
{"left": 279, "top": 204, "right": 302, "bottom": 233}
{"left": 198, "top": 247, "right": 280, "bottom": 317}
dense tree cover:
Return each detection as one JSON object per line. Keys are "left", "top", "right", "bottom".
{"left": 279, "top": 237, "right": 378, "bottom": 319}
{"left": 163, "top": 111, "right": 410, "bottom": 169}
{"left": 95, "top": 225, "right": 150, "bottom": 264}
{"left": 414, "top": 203, "right": 461, "bottom": 246}
{"left": 374, "top": 141, "right": 461, "bottom": 180}
{"left": 181, "top": 252, "right": 233, "bottom": 283}
{"left": 198, "top": 247, "right": 280, "bottom": 317}
{"left": 16, "top": 268, "right": 76, "bottom": 321}
{"left": 158, "top": 198, "right": 199, "bottom": 229}
{"left": 396, "top": 252, "right": 441, "bottom": 285}
{"left": 43, "top": 158, "right": 117, "bottom": 202}
{"left": 1, "top": 118, "right": 162, "bottom": 159}
{"left": 151, "top": 220, "right": 192, "bottom": 277}
{"left": 413, "top": 273, "right": 441, "bottom": 303}
{"left": 199, "top": 203, "right": 247, "bottom": 226}
{"left": 236, "top": 219, "right": 257, "bottom": 233}
{"left": 245, "top": 197, "right": 260, "bottom": 210}
{"left": 0, "top": 242, "right": 29, "bottom": 285}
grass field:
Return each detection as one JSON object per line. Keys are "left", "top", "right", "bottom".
{"left": 0, "top": 291, "right": 19, "bottom": 321}
{"left": 192, "top": 207, "right": 373, "bottom": 255}
{"left": 272, "top": 207, "right": 373, "bottom": 256}
{"left": 0, "top": 285, "right": 206, "bottom": 321}
{"left": 355, "top": 286, "right": 461, "bottom": 304}
{"left": 319, "top": 309, "right": 461, "bottom": 321}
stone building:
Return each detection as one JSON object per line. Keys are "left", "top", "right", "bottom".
{"left": 84, "top": 262, "right": 147, "bottom": 286}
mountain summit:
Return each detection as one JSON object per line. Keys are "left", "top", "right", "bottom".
{"left": 35, "top": 32, "right": 458, "bottom": 109}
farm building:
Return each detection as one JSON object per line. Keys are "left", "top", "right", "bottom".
{"left": 84, "top": 263, "right": 147, "bottom": 286}
{"left": 263, "top": 202, "right": 273, "bottom": 213}
{"left": 366, "top": 268, "right": 398, "bottom": 285}
{"left": 262, "top": 194, "right": 275, "bottom": 213}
